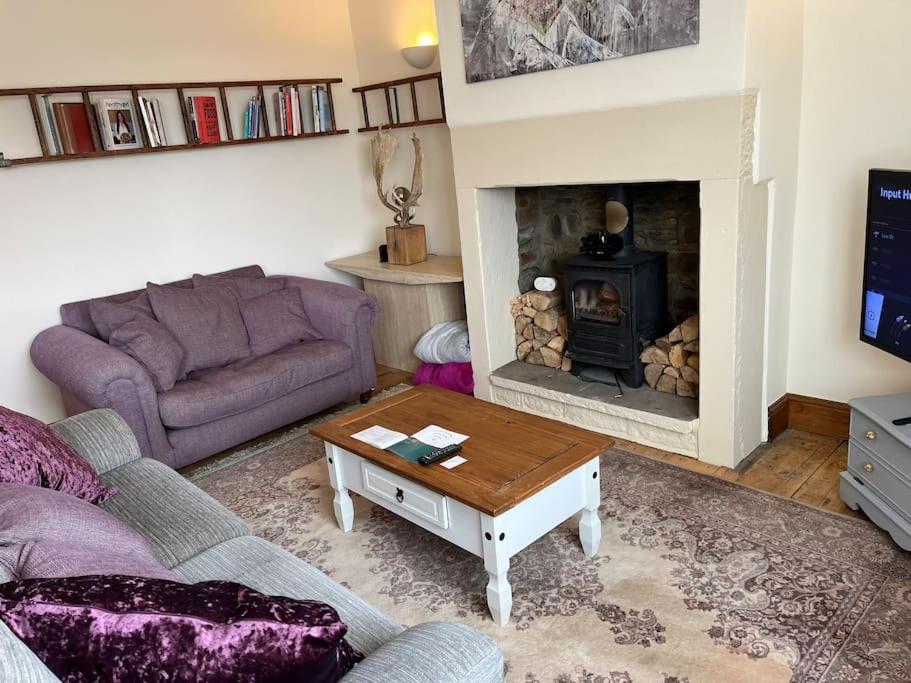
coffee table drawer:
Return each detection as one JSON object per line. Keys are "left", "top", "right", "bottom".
{"left": 361, "top": 462, "right": 451, "bottom": 529}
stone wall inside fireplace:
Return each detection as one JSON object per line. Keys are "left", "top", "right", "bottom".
{"left": 516, "top": 181, "right": 700, "bottom": 326}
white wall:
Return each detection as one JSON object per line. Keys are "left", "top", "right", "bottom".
{"left": 788, "top": 0, "right": 911, "bottom": 401}
{"left": 0, "top": 1, "right": 380, "bottom": 420}
{"left": 347, "top": 0, "right": 461, "bottom": 256}
{"left": 743, "top": 0, "right": 805, "bottom": 417}
{"left": 434, "top": 0, "right": 747, "bottom": 128}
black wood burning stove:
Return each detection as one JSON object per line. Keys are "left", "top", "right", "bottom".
{"left": 563, "top": 185, "right": 668, "bottom": 388}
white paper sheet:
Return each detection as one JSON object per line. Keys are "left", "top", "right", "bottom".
{"left": 350, "top": 426, "right": 408, "bottom": 449}
{"left": 410, "top": 425, "right": 470, "bottom": 449}
{"left": 440, "top": 455, "right": 467, "bottom": 469}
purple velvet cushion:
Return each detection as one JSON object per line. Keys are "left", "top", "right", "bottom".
{"left": 0, "top": 576, "right": 363, "bottom": 682}
{"left": 0, "top": 483, "right": 180, "bottom": 582}
{"left": 147, "top": 282, "right": 251, "bottom": 373}
{"left": 193, "top": 273, "right": 284, "bottom": 300}
{"left": 109, "top": 318, "right": 186, "bottom": 392}
{"left": 88, "top": 292, "right": 155, "bottom": 341}
{"left": 0, "top": 406, "right": 115, "bottom": 505}
{"left": 241, "top": 289, "right": 323, "bottom": 356}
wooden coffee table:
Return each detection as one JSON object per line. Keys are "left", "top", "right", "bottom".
{"left": 310, "top": 385, "right": 614, "bottom": 625}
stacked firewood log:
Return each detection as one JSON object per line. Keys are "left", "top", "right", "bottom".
{"left": 510, "top": 291, "right": 571, "bottom": 371}
{"left": 640, "top": 314, "right": 700, "bottom": 397}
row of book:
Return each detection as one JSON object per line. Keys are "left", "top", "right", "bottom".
{"left": 40, "top": 86, "right": 335, "bottom": 155}
{"left": 241, "top": 85, "right": 333, "bottom": 140}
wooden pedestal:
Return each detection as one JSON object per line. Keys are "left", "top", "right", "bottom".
{"left": 385, "top": 225, "right": 427, "bottom": 265}
{"left": 326, "top": 252, "right": 465, "bottom": 372}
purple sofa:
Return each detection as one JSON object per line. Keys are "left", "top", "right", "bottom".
{"left": 30, "top": 266, "right": 379, "bottom": 469}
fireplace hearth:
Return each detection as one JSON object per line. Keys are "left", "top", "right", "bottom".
{"left": 565, "top": 252, "right": 667, "bottom": 387}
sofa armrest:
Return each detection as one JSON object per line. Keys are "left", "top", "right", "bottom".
{"left": 343, "top": 622, "right": 504, "bottom": 683}
{"left": 279, "top": 276, "right": 379, "bottom": 394}
{"left": 50, "top": 409, "right": 142, "bottom": 476}
{"left": 30, "top": 325, "right": 175, "bottom": 467}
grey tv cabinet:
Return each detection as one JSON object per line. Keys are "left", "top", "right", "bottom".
{"left": 840, "top": 393, "right": 911, "bottom": 551}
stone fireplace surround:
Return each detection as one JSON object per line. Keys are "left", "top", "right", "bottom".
{"left": 450, "top": 95, "right": 769, "bottom": 469}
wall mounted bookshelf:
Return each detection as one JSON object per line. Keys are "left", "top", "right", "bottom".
{"left": 353, "top": 72, "right": 446, "bottom": 133}
{"left": 0, "top": 78, "right": 349, "bottom": 168}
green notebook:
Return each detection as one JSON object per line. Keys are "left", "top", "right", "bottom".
{"left": 386, "top": 437, "right": 437, "bottom": 463}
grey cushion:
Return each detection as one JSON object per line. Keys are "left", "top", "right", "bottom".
{"left": 173, "top": 536, "right": 403, "bottom": 656}
{"left": 0, "top": 483, "right": 179, "bottom": 581}
{"left": 158, "top": 340, "right": 353, "bottom": 428}
{"left": 147, "top": 282, "right": 251, "bottom": 373}
{"left": 50, "top": 409, "right": 142, "bottom": 476}
{"left": 0, "top": 621, "right": 58, "bottom": 683}
{"left": 241, "top": 289, "right": 323, "bottom": 356}
{"left": 88, "top": 292, "right": 154, "bottom": 341}
{"left": 193, "top": 273, "right": 284, "bottom": 300}
{"left": 344, "top": 622, "right": 505, "bottom": 683}
{"left": 109, "top": 317, "right": 186, "bottom": 392}
{"left": 100, "top": 459, "right": 248, "bottom": 568}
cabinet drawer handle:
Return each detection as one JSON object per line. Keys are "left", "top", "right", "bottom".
{"left": 395, "top": 487, "right": 404, "bottom": 503}
{"left": 863, "top": 463, "right": 874, "bottom": 474}
{"left": 865, "top": 430, "right": 877, "bottom": 441}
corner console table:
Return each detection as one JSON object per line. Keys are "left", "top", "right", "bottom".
{"left": 327, "top": 251, "right": 465, "bottom": 372}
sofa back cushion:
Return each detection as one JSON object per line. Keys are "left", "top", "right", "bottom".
{"left": 193, "top": 273, "right": 284, "bottom": 300}
{"left": 88, "top": 291, "right": 155, "bottom": 341}
{"left": 148, "top": 283, "right": 251, "bottom": 374}
{"left": 0, "top": 483, "right": 179, "bottom": 581}
{"left": 0, "top": 406, "right": 116, "bottom": 505}
{"left": 109, "top": 318, "right": 186, "bottom": 392}
{"left": 0, "top": 576, "right": 363, "bottom": 682}
{"left": 241, "top": 289, "right": 323, "bottom": 356}
{"left": 61, "top": 265, "right": 265, "bottom": 338}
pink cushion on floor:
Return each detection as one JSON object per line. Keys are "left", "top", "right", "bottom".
{"left": 413, "top": 363, "right": 474, "bottom": 395}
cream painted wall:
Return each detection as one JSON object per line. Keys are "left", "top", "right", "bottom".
{"left": 743, "top": 0, "right": 805, "bottom": 420}
{"left": 788, "top": 0, "right": 911, "bottom": 401}
{"left": 0, "top": 1, "right": 379, "bottom": 420}
{"left": 347, "top": 0, "right": 461, "bottom": 256}
{"left": 434, "top": 0, "right": 747, "bottom": 128}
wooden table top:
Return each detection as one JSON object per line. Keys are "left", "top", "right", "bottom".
{"left": 310, "top": 385, "right": 614, "bottom": 516}
{"left": 326, "top": 251, "right": 463, "bottom": 285}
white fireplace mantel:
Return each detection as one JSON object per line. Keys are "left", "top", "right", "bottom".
{"left": 449, "top": 94, "right": 769, "bottom": 469}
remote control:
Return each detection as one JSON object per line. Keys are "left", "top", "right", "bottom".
{"left": 418, "top": 444, "right": 463, "bottom": 466}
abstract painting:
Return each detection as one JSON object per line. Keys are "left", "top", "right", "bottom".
{"left": 460, "top": 0, "right": 700, "bottom": 83}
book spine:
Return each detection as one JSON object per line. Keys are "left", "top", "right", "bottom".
{"left": 152, "top": 98, "right": 168, "bottom": 146}
{"left": 291, "top": 86, "right": 301, "bottom": 135}
{"left": 52, "top": 104, "right": 73, "bottom": 154}
{"left": 92, "top": 103, "right": 110, "bottom": 151}
{"left": 187, "top": 97, "right": 198, "bottom": 144}
{"left": 42, "top": 96, "right": 61, "bottom": 154}
{"left": 311, "top": 86, "right": 321, "bottom": 134}
{"left": 318, "top": 87, "right": 331, "bottom": 132}
{"left": 139, "top": 97, "right": 157, "bottom": 147}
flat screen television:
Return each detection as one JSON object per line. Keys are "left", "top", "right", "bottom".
{"left": 861, "top": 169, "right": 911, "bottom": 362}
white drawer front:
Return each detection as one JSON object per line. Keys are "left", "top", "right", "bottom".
{"left": 361, "top": 462, "right": 451, "bottom": 529}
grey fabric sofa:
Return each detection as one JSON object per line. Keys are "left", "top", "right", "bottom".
{"left": 30, "top": 265, "right": 380, "bottom": 470}
{"left": 0, "top": 410, "right": 504, "bottom": 682}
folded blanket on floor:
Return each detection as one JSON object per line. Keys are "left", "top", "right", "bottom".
{"left": 413, "top": 321, "right": 471, "bottom": 364}
{"left": 413, "top": 363, "right": 474, "bottom": 395}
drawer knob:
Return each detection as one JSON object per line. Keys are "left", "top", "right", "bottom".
{"left": 863, "top": 463, "right": 874, "bottom": 474}
{"left": 865, "top": 430, "right": 877, "bottom": 441}
{"left": 395, "top": 487, "right": 404, "bottom": 504}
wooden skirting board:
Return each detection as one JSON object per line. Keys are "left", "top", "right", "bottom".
{"left": 768, "top": 394, "right": 851, "bottom": 440}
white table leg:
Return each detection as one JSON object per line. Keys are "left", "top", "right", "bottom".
{"left": 325, "top": 443, "right": 354, "bottom": 532}
{"left": 481, "top": 515, "right": 513, "bottom": 626}
{"left": 579, "top": 457, "right": 602, "bottom": 557}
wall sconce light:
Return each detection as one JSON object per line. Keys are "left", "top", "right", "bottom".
{"left": 401, "top": 32, "right": 439, "bottom": 70}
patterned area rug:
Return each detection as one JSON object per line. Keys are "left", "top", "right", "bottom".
{"left": 189, "top": 402, "right": 911, "bottom": 682}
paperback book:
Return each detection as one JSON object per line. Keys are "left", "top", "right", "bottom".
{"left": 95, "top": 98, "right": 140, "bottom": 150}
